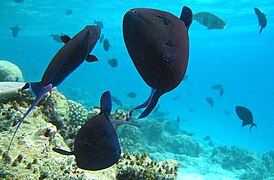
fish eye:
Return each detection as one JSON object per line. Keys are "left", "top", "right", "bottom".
{"left": 129, "top": 9, "right": 137, "bottom": 13}
{"left": 164, "top": 18, "right": 170, "bottom": 25}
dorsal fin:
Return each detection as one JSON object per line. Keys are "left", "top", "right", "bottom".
{"left": 100, "top": 91, "right": 112, "bottom": 116}
{"left": 180, "top": 6, "right": 193, "bottom": 30}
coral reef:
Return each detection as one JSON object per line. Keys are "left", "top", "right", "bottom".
{"left": 0, "top": 60, "right": 24, "bottom": 82}
{"left": 211, "top": 146, "right": 269, "bottom": 179}
{"left": 116, "top": 152, "right": 180, "bottom": 180}
{"left": 165, "top": 134, "right": 205, "bottom": 157}
{"left": 262, "top": 150, "right": 274, "bottom": 176}
{"left": 68, "top": 100, "right": 88, "bottom": 126}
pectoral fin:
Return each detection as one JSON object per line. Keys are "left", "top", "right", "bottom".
{"left": 53, "top": 148, "right": 74, "bottom": 155}
{"left": 86, "top": 55, "right": 98, "bottom": 62}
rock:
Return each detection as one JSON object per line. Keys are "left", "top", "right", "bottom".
{"left": 211, "top": 146, "right": 269, "bottom": 179}
{"left": 0, "top": 60, "right": 24, "bottom": 82}
{"left": 262, "top": 150, "right": 274, "bottom": 176}
{"left": 165, "top": 134, "right": 204, "bottom": 157}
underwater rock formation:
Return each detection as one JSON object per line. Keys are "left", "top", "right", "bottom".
{"left": 262, "top": 150, "right": 274, "bottom": 176}
{"left": 211, "top": 146, "right": 269, "bottom": 179}
{"left": 116, "top": 152, "right": 179, "bottom": 180}
{"left": 0, "top": 60, "right": 24, "bottom": 82}
{"left": 165, "top": 134, "right": 204, "bottom": 157}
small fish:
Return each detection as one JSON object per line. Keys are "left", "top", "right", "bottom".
{"left": 99, "top": 34, "right": 104, "bottom": 43}
{"left": 111, "top": 95, "right": 123, "bottom": 106}
{"left": 51, "top": 33, "right": 63, "bottom": 43}
{"left": 235, "top": 106, "right": 257, "bottom": 131}
{"left": 94, "top": 20, "right": 104, "bottom": 29}
{"left": 193, "top": 12, "right": 226, "bottom": 29}
{"left": 223, "top": 109, "right": 230, "bottom": 116}
{"left": 127, "top": 92, "right": 137, "bottom": 98}
{"left": 206, "top": 97, "right": 214, "bottom": 108}
{"left": 7, "top": 26, "right": 101, "bottom": 153}
{"left": 124, "top": 6, "right": 193, "bottom": 119}
{"left": 211, "top": 84, "right": 224, "bottom": 97}
{"left": 176, "top": 116, "right": 180, "bottom": 123}
{"left": 10, "top": 24, "right": 20, "bottom": 37}
{"left": 65, "top": 9, "right": 73, "bottom": 15}
{"left": 107, "top": 58, "right": 118, "bottom": 68}
{"left": 188, "top": 108, "right": 195, "bottom": 112}
{"left": 203, "top": 135, "right": 211, "bottom": 141}
{"left": 103, "top": 38, "right": 110, "bottom": 51}
{"left": 254, "top": 8, "right": 267, "bottom": 33}
{"left": 13, "top": 0, "right": 24, "bottom": 3}
{"left": 53, "top": 91, "right": 140, "bottom": 170}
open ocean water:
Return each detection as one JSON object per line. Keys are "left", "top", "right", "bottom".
{"left": 1, "top": 0, "right": 274, "bottom": 179}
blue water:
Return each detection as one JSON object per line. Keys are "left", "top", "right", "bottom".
{"left": 0, "top": 0, "right": 273, "bottom": 157}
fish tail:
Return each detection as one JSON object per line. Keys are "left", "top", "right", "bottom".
{"left": 139, "top": 90, "right": 162, "bottom": 119}
{"left": 249, "top": 123, "right": 257, "bottom": 132}
{"left": 259, "top": 27, "right": 263, "bottom": 33}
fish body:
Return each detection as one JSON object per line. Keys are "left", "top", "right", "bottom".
{"left": 211, "top": 84, "right": 224, "bottom": 97}
{"left": 103, "top": 38, "right": 110, "bottom": 51}
{"left": 10, "top": 25, "right": 20, "bottom": 37}
{"left": 235, "top": 106, "right": 257, "bottom": 131}
{"left": 7, "top": 26, "right": 100, "bottom": 153}
{"left": 108, "top": 58, "right": 118, "bottom": 68}
{"left": 206, "top": 97, "right": 214, "bottom": 108}
{"left": 65, "top": 9, "right": 73, "bottom": 15}
{"left": 127, "top": 92, "right": 137, "bottom": 98}
{"left": 123, "top": 6, "right": 192, "bottom": 118}
{"left": 53, "top": 91, "right": 140, "bottom": 170}
{"left": 194, "top": 12, "right": 226, "bottom": 29}
{"left": 254, "top": 8, "right": 267, "bottom": 33}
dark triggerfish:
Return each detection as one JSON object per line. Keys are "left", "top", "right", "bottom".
{"left": 254, "top": 8, "right": 267, "bottom": 33}
{"left": 235, "top": 105, "right": 257, "bottom": 131}
{"left": 53, "top": 91, "right": 140, "bottom": 170}
{"left": 123, "top": 6, "right": 193, "bottom": 118}
{"left": 7, "top": 25, "right": 101, "bottom": 153}
{"left": 193, "top": 12, "right": 226, "bottom": 29}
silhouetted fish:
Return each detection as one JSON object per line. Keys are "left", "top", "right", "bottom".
{"left": 206, "top": 97, "right": 214, "bottom": 108}
{"left": 254, "top": 8, "right": 267, "bottom": 33}
{"left": 235, "top": 105, "right": 257, "bottom": 131}
{"left": 107, "top": 58, "right": 118, "bottom": 68}
{"left": 211, "top": 84, "right": 224, "bottom": 97}
{"left": 127, "top": 92, "right": 137, "bottom": 98}
{"left": 123, "top": 6, "right": 193, "bottom": 118}
{"left": 65, "top": 9, "right": 73, "bottom": 15}
{"left": 7, "top": 25, "right": 101, "bottom": 153}
{"left": 53, "top": 91, "right": 140, "bottom": 170}
{"left": 94, "top": 20, "right": 104, "bottom": 29}
{"left": 111, "top": 95, "right": 123, "bottom": 106}
{"left": 10, "top": 24, "right": 20, "bottom": 37}
{"left": 103, "top": 38, "right": 110, "bottom": 51}
{"left": 194, "top": 12, "right": 226, "bottom": 29}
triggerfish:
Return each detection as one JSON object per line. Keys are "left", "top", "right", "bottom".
{"left": 254, "top": 8, "right": 267, "bottom": 33}
{"left": 123, "top": 6, "right": 193, "bottom": 118}
{"left": 235, "top": 105, "right": 257, "bottom": 131}
{"left": 193, "top": 12, "right": 226, "bottom": 29}
{"left": 7, "top": 25, "right": 101, "bottom": 153}
{"left": 53, "top": 91, "right": 140, "bottom": 170}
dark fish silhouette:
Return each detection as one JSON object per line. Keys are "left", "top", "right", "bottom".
{"left": 103, "top": 38, "right": 110, "bottom": 51}
{"left": 65, "top": 9, "right": 73, "bottom": 15}
{"left": 7, "top": 25, "right": 101, "bottom": 153}
{"left": 111, "top": 95, "right": 123, "bottom": 106}
{"left": 194, "top": 12, "right": 226, "bottom": 29}
{"left": 211, "top": 84, "right": 224, "bottom": 97}
{"left": 127, "top": 92, "right": 137, "bottom": 98}
{"left": 254, "top": 8, "right": 267, "bottom": 33}
{"left": 107, "top": 58, "right": 118, "bottom": 68}
{"left": 53, "top": 91, "right": 140, "bottom": 170}
{"left": 123, "top": 6, "right": 193, "bottom": 118}
{"left": 10, "top": 24, "right": 20, "bottom": 37}
{"left": 235, "top": 106, "right": 257, "bottom": 131}
{"left": 206, "top": 97, "right": 214, "bottom": 108}
{"left": 94, "top": 20, "right": 104, "bottom": 29}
